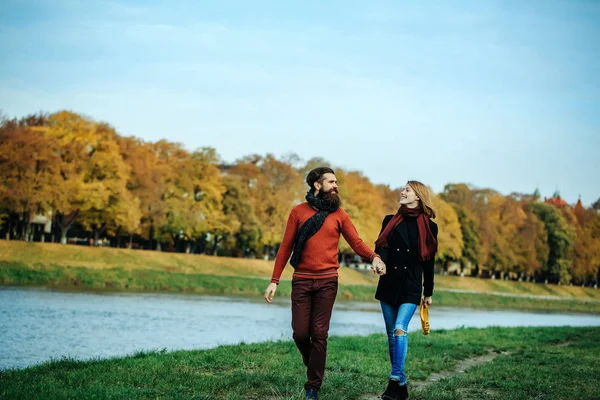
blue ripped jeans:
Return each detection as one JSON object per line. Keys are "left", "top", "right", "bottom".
{"left": 380, "top": 301, "right": 418, "bottom": 385}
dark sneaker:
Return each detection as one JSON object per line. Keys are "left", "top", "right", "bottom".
{"left": 381, "top": 379, "right": 399, "bottom": 400}
{"left": 397, "top": 383, "right": 408, "bottom": 400}
{"left": 305, "top": 387, "right": 319, "bottom": 399}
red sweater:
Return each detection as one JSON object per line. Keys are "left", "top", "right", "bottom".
{"left": 270, "top": 203, "right": 378, "bottom": 283}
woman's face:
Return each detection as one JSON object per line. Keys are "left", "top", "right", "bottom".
{"left": 400, "top": 184, "right": 420, "bottom": 206}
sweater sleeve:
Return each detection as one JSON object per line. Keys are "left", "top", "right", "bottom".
{"left": 340, "top": 211, "right": 378, "bottom": 261}
{"left": 423, "top": 222, "right": 438, "bottom": 297}
{"left": 270, "top": 208, "right": 299, "bottom": 284}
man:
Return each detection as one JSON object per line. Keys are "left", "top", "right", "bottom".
{"left": 264, "top": 166, "right": 386, "bottom": 399}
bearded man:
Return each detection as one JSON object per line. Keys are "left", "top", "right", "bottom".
{"left": 264, "top": 166, "right": 386, "bottom": 399}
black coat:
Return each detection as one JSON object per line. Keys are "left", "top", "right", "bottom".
{"left": 374, "top": 215, "right": 438, "bottom": 306}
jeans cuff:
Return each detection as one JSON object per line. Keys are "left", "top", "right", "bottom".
{"left": 390, "top": 376, "right": 407, "bottom": 385}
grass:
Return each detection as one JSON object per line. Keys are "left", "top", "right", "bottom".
{"left": 0, "top": 326, "right": 598, "bottom": 399}
{"left": 0, "top": 240, "right": 375, "bottom": 286}
{"left": 3, "top": 240, "right": 599, "bottom": 300}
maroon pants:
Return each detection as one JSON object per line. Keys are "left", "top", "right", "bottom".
{"left": 291, "top": 276, "right": 338, "bottom": 391}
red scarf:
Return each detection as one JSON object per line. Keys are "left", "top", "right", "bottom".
{"left": 375, "top": 205, "right": 437, "bottom": 261}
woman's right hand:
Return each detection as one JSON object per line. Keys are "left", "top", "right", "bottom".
{"left": 372, "top": 257, "right": 386, "bottom": 275}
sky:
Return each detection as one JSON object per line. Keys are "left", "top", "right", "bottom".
{"left": 1, "top": 0, "right": 599, "bottom": 205}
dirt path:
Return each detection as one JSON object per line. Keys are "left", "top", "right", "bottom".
{"left": 359, "top": 350, "right": 507, "bottom": 400}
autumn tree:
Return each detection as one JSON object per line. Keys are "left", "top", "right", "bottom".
{"left": 184, "top": 147, "right": 232, "bottom": 254}
{"left": 219, "top": 174, "right": 260, "bottom": 256}
{"left": 35, "top": 112, "right": 139, "bottom": 244}
{"left": 336, "top": 170, "right": 385, "bottom": 258}
{"left": 442, "top": 184, "right": 484, "bottom": 272}
{"left": 376, "top": 184, "right": 401, "bottom": 215}
{"left": 484, "top": 195, "right": 529, "bottom": 278}
{"left": 432, "top": 194, "right": 463, "bottom": 270}
{"left": 0, "top": 115, "right": 63, "bottom": 241}
{"left": 228, "top": 154, "right": 303, "bottom": 258}
{"left": 572, "top": 199, "right": 600, "bottom": 284}
{"left": 75, "top": 122, "right": 141, "bottom": 242}
{"left": 452, "top": 205, "right": 480, "bottom": 273}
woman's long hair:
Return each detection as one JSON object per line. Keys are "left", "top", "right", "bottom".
{"left": 407, "top": 180, "right": 436, "bottom": 219}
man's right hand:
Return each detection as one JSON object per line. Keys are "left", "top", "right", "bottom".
{"left": 264, "top": 282, "right": 278, "bottom": 303}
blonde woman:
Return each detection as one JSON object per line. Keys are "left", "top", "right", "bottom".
{"left": 374, "top": 181, "right": 438, "bottom": 400}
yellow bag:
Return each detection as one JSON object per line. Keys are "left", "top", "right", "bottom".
{"left": 420, "top": 301, "right": 430, "bottom": 335}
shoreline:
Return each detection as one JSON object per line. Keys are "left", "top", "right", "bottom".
{"left": 1, "top": 326, "right": 598, "bottom": 399}
{"left": 2, "top": 263, "right": 600, "bottom": 314}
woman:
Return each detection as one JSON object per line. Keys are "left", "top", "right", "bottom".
{"left": 374, "top": 181, "right": 438, "bottom": 400}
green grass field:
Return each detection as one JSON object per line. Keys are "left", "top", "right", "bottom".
{"left": 1, "top": 326, "right": 598, "bottom": 400}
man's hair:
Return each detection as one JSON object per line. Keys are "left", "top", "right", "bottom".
{"left": 306, "top": 167, "right": 335, "bottom": 192}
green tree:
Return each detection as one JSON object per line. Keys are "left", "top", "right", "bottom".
{"left": 452, "top": 205, "right": 480, "bottom": 273}
{"left": 530, "top": 202, "right": 576, "bottom": 283}
{"left": 518, "top": 205, "right": 549, "bottom": 281}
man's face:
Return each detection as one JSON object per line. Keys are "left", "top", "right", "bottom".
{"left": 316, "top": 173, "right": 338, "bottom": 195}
{"left": 316, "top": 173, "right": 341, "bottom": 207}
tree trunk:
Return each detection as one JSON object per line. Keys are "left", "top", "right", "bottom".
{"left": 61, "top": 226, "right": 68, "bottom": 244}
{"left": 56, "top": 210, "right": 79, "bottom": 245}
{"left": 211, "top": 236, "right": 220, "bottom": 255}
{"left": 185, "top": 242, "right": 191, "bottom": 254}
{"left": 263, "top": 245, "right": 271, "bottom": 260}
{"left": 156, "top": 242, "right": 162, "bottom": 252}
{"left": 116, "top": 227, "right": 122, "bottom": 248}
{"left": 21, "top": 218, "right": 27, "bottom": 241}
{"left": 128, "top": 234, "right": 133, "bottom": 249}
{"left": 24, "top": 222, "right": 33, "bottom": 242}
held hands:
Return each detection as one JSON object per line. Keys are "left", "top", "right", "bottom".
{"left": 264, "top": 282, "right": 278, "bottom": 303}
{"left": 371, "top": 257, "right": 386, "bottom": 275}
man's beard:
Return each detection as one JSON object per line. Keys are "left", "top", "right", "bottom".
{"left": 318, "top": 188, "right": 341, "bottom": 208}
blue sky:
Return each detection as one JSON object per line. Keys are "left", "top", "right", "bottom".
{"left": 1, "top": 0, "right": 599, "bottom": 205}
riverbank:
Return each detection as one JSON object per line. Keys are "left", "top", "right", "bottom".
{"left": 0, "top": 326, "right": 597, "bottom": 399}
{"left": 1, "top": 241, "right": 599, "bottom": 314}
{"left": 2, "top": 262, "right": 599, "bottom": 313}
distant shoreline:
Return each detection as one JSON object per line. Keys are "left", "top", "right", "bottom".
{"left": 1, "top": 240, "right": 599, "bottom": 314}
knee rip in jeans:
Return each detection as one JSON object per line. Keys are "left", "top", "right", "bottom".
{"left": 394, "top": 329, "right": 406, "bottom": 336}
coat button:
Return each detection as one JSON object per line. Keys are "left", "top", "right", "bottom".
{"left": 396, "top": 248, "right": 400, "bottom": 251}
{"left": 404, "top": 267, "right": 407, "bottom": 269}
{"left": 407, "top": 249, "right": 410, "bottom": 252}
{"left": 394, "top": 267, "right": 397, "bottom": 270}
